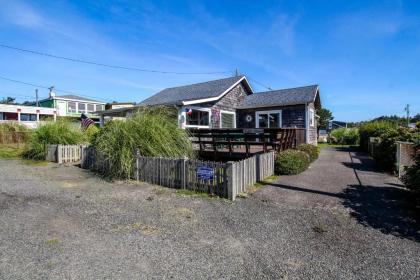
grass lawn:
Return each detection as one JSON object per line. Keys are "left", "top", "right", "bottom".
{"left": 0, "top": 145, "right": 25, "bottom": 159}
{"left": 0, "top": 144, "right": 48, "bottom": 166}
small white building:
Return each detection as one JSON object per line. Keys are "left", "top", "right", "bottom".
{"left": 0, "top": 104, "right": 57, "bottom": 128}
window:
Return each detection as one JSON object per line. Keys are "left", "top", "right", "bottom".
{"left": 186, "top": 109, "right": 210, "bottom": 126}
{"left": 19, "top": 114, "right": 37, "bottom": 121}
{"left": 221, "top": 112, "right": 235, "bottom": 128}
{"left": 68, "top": 102, "right": 77, "bottom": 113}
{"left": 256, "top": 111, "right": 282, "bottom": 128}
{"left": 309, "top": 109, "right": 315, "bottom": 127}
{"left": 87, "top": 104, "right": 95, "bottom": 113}
{"left": 95, "top": 104, "right": 104, "bottom": 111}
{"left": 78, "top": 103, "right": 86, "bottom": 113}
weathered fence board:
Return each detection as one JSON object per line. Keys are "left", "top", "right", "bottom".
{"left": 133, "top": 151, "right": 275, "bottom": 200}
{"left": 46, "top": 144, "right": 86, "bottom": 164}
{"left": 80, "top": 147, "right": 275, "bottom": 200}
{"left": 396, "top": 141, "right": 417, "bottom": 178}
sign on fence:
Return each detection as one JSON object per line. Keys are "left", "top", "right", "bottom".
{"left": 197, "top": 166, "right": 214, "bottom": 180}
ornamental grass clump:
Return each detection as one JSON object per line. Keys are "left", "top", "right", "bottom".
{"left": 0, "top": 122, "right": 30, "bottom": 144}
{"left": 23, "top": 120, "right": 85, "bottom": 160}
{"left": 296, "top": 143, "right": 320, "bottom": 162}
{"left": 92, "top": 107, "right": 195, "bottom": 179}
{"left": 275, "top": 149, "right": 310, "bottom": 175}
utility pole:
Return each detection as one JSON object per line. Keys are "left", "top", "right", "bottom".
{"left": 35, "top": 89, "right": 39, "bottom": 107}
{"left": 48, "top": 86, "right": 55, "bottom": 98}
{"left": 235, "top": 68, "right": 240, "bottom": 77}
{"left": 404, "top": 104, "right": 410, "bottom": 127}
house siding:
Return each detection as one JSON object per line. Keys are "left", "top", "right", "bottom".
{"left": 186, "top": 82, "right": 249, "bottom": 128}
{"left": 236, "top": 105, "right": 306, "bottom": 129}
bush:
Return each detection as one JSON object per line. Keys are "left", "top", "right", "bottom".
{"left": 85, "top": 125, "right": 99, "bottom": 143}
{"left": 359, "top": 121, "right": 397, "bottom": 151}
{"left": 23, "top": 120, "right": 85, "bottom": 160}
{"left": 330, "top": 128, "right": 359, "bottom": 145}
{"left": 92, "top": 107, "right": 195, "bottom": 179}
{"left": 373, "top": 127, "right": 418, "bottom": 172}
{"left": 297, "top": 143, "right": 319, "bottom": 162}
{"left": 275, "top": 149, "right": 310, "bottom": 175}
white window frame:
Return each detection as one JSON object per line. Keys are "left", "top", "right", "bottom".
{"left": 309, "top": 108, "right": 315, "bottom": 127}
{"left": 220, "top": 110, "right": 236, "bottom": 128}
{"left": 255, "top": 110, "right": 282, "bottom": 128}
{"left": 68, "top": 101, "right": 77, "bottom": 113}
{"left": 179, "top": 106, "right": 212, "bottom": 129}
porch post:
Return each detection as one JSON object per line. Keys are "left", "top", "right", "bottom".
{"left": 100, "top": 114, "right": 105, "bottom": 128}
{"left": 17, "top": 109, "right": 21, "bottom": 123}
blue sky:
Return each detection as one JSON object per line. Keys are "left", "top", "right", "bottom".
{"left": 0, "top": 0, "right": 419, "bottom": 121}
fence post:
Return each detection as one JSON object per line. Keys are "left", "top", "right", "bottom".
{"left": 181, "top": 157, "right": 187, "bottom": 189}
{"left": 56, "top": 145, "right": 62, "bottom": 163}
{"left": 226, "top": 161, "right": 236, "bottom": 201}
{"left": 134, "top": 149, "right": 140, "bottom": 180}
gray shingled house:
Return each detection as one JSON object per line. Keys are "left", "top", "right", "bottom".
{"left": 98, "top": 75, "right": 321, "bottom": 144}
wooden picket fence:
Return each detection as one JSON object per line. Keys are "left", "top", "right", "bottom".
{"left": 80, "top": 147, "right": 275, "bottom": 200}
{"left": 134, "top": 151, "right": 275, "bottom": 200}
{"left": 46, "top": 144, "right": 86, "bottom": 164}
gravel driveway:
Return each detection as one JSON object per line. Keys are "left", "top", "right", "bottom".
{"left": 0, "top": 147, "right": 419, "bottom": 279}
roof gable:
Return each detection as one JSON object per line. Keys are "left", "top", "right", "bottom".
{"left": 140, "top": 76, "right": 252, "bottom": 106}
{"left": 240, "top": 85, "right": 320, "bottom": 109}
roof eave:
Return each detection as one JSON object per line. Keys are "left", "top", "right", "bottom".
{"left": 182, "top": 76, "right": 252, "bottom": 105}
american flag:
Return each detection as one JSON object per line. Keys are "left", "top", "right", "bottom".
{"left": 185, "top": 108, "right": 193, "bottom": 116}
{"left": 80, "top": 113, "right": 95, "bottom": 130}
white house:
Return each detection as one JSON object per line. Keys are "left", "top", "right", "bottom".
{"left": 0, "top": 103, "right": 57, "bottom": 128}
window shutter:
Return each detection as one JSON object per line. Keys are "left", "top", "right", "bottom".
{"left": 221, "top": 113, "right": 234, "bottom": 128}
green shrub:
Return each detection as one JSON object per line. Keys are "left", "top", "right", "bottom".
{"left": 297, "top": 143, "right": 320, "bottom": 162}
{"left": 85, "top": 125, "right": 99, "bottom": 143}
{"left": 275, "top": 149, "right": 310, "bottom": 175}
{"left": 330, "top": 128, "right": 359, "bottom": 145}
{"left": 373, "top": 127, "right": 418, "bottom": 172}
{"left": 92, "top": 107, "right": 195, "bottom": 179}
{"left": 359, "top": 121, "right": 397, "bottom": 151}
{"left": 23, "top": 120, "right": 85, "bottom": 160}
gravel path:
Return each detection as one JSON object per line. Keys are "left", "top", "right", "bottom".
{"left": 0, "top": 147, "right": 419, "bottom": 279}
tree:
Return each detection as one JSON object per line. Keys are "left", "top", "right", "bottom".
{"left": 0, "top": 96, "right": 16, "bottom": 104}
{"left": 316, "top": 108, "right": 333, "bottom": 131}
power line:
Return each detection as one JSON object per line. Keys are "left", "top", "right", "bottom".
{"left": 0, "top": 43, "right": 231, "bottom": 75}
{"left": 0, "top": 75, "right": 112, "bottom": 102}
{"left": 247, "top": 76, "right": 273, "bottom": 91}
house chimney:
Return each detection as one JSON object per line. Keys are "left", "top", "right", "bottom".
{"left": 48, "top": 86, "right": 56, "bottom": 98}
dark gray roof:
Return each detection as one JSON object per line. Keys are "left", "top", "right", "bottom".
{"left": 56, "top": 95, "right": 105, "bottom": 103}
{"left": 239, "top": 85, "right": 319, "bottom": 109}
{"left": 139, "top": 76, "right": 247, "bottom": 106}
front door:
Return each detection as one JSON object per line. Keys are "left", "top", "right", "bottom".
{"left": 256, "top": 110, "right": 282, "bottom": 128}
{"left": 56, "top": 101, "right": 67, "bottom": 116}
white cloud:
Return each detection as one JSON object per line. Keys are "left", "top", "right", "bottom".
{"left": 0, "top": 1, "right": 45, "bottom": 28}
{"left": 333, "top": 10, "right": 416, "bottom": 38}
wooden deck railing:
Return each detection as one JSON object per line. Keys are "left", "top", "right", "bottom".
{"left": 189, "top": 128, "right": 305, "bottom": 156}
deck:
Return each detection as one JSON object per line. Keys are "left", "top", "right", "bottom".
{"left": 189, "top": 128, "right": 306, "bottom": 160}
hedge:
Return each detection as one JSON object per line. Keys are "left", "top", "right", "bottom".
{"left": 275, "top": 149, "right": 310, "bottom": 175}
{"left": 297, "top": 143, "right": 320, "bottom": 162}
